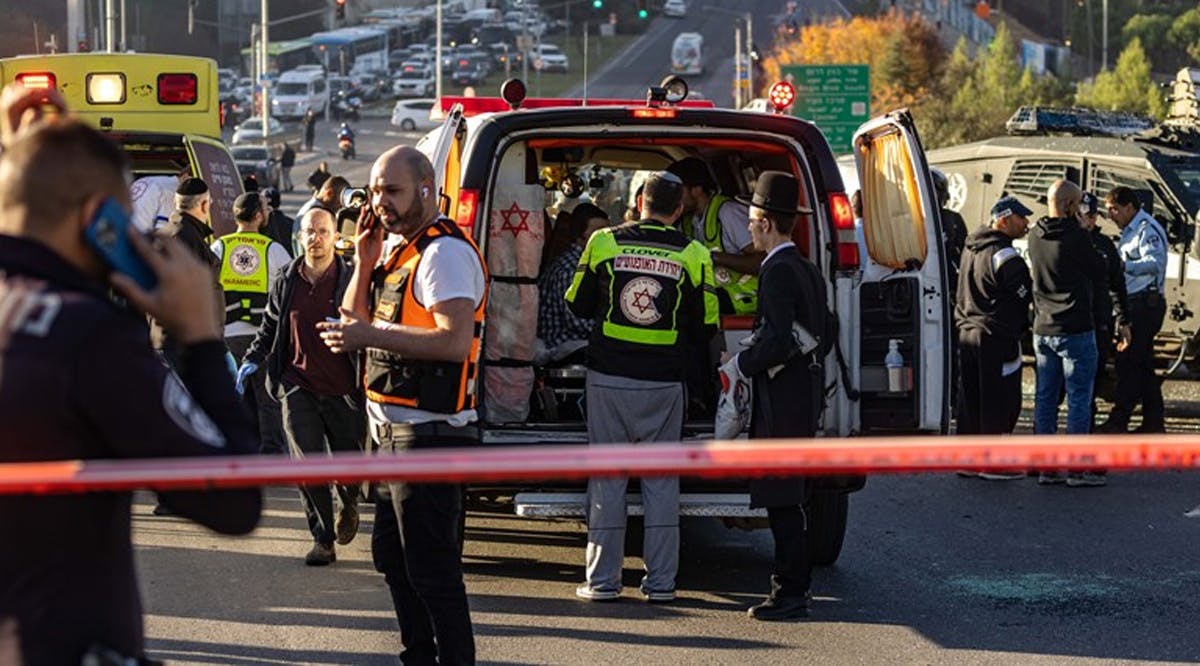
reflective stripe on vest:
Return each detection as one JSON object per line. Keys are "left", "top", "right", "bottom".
{"left": 217, "top": 232, "right": 271, "bottom": 326}
{"left": 697, "top": 194, "right": 757, "bottom": 314}
{"left": 363, "top": 218, "right": 488, "bottom": 414}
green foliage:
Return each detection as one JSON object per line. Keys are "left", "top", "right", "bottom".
{"left": 1075, "top": 38, "right": 1164, "bottom": 119}
{"left": 1167, "top": 7, "right": 1200, "bottom": 66}
{"left": 916, "top": 24, "right": 1073, "bottom": 149}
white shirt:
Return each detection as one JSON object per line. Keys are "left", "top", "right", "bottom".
{"left": 691, "top": 198, "right": 753, "bottom": 254}
{"left": 762, "top": 241, "right": 796, "bottom": 266}
{"left": 129, "top": 176, "right": 178, "bottom": 232}
{"left": 368, "top": 235, "right": 487, "bottom": 429}
{"left": 210, "top": 235, "right": 292, "bottom": 338}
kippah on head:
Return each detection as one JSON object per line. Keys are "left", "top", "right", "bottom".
{"left": 177, "top": 177, "right": 209, "bottom": 196}
{"left": 643, "top": 171, "right": 683, "bottom": 203}
{"left": 233, "top": 191, "right": 261, "bottom": 221}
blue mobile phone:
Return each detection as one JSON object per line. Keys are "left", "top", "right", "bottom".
{"left": 83, "top": 197, "right": 158, "bottom": 291}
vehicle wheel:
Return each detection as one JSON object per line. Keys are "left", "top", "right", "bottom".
{"left": 805, "top": 492, "right": 849, "bottom": 567}
{"left": 401, "top": 118, "right": 416, "bottom": 131}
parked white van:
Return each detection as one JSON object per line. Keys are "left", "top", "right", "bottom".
{"left": 271, "top": 68, "right": 328, "bottom": 120}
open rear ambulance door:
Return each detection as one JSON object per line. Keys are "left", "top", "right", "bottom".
{"left": 851, "top": 110, "right": 951, "bottom": 434}
{"left": 415, "top": 103, "right": 467, "bottom": 227}
{"left": 184, "top": 135, "right": 244, "bottom": 237}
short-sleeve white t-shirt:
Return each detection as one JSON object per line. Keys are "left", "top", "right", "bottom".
{"left": 691, "top": 198, "right": 753, "bottom": 254}
{"left": 368, "top": 234, "right": 486, "bottom": 429}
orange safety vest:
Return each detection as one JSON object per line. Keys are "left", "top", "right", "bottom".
{"left": 363, "top": 218, "right": 487, "bottom": 414}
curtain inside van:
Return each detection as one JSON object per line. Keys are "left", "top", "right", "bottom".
{"left": 860, "top": 131, "right": 927, "bottom": 269}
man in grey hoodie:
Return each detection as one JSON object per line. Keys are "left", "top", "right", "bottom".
{"left": 1027, "top": 180, "right": 1107, "bottom": 485}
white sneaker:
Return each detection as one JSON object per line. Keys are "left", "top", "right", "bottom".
{"left": 641, "top": 589, "right": 676, "bottom": 603}
{"left": 978, "top": 471, "right": 1026, "bottom": 480}
{"left": 575, "top": 585, "right": 620, "bottom": 601}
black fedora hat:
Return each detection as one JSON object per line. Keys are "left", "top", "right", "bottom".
{"left": 736, "top": 171, "right": 813, "bottom": 215}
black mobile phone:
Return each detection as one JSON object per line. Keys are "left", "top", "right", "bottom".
{"left": 83, "top": 197, "right": 158, "bottom": 290}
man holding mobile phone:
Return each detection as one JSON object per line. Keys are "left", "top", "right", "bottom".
{"left": 0, "top": 84, "right": 261, "bottom": 664}
{"left": 242, "top": 207, "right": 364, "bottom": 566}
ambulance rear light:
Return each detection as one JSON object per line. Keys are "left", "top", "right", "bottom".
{"left": 631, "top": 108, "right": 677, "bottom": 119}
{"left": 86, "top": 73, "right": 125, "bottom": 104}
{"left": 455, "top": 189, "right": 480, "bottom": 235}
{"left": 15, "top": 72, "right": 55, "bottom": 90}
{"left": 829, "top": 191, "right": 860, "bottom": 270}
{"left": 157, "top": 73, "right": 198, "bottom": 104}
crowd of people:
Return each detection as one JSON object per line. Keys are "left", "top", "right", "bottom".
{"left": 0, "top": 75, "right": 1178, "bottom": 664}
{"left": 954, "top": 179, "right": 1169, "bottom": 486}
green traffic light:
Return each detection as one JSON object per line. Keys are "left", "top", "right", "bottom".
{"left": 592, "top": 0, "right": 602, "bottom": 7}
{"left": 638, "top": 8, "right": 648, "bottom": 17}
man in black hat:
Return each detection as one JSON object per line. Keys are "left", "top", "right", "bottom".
{"left": 261, "top": 187, "right": 295, "bottom": 258}
{"left": 722, "top": 170, "right": 826, "bottom": 621}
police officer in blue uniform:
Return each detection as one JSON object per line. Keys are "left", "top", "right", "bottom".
{"left": 0, "top": 85, "right": 262, "bottom": 665}
{"left": 1100, "top": 186, "right": 1169, "bottom": 434}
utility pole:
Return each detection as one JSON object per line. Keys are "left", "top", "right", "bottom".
{"left": 745, "top": 13, "right": 753, "bottom": 102}
{"left": 261, "top": 0, "right": 270, "bottom": 140}
{"left": 734, "top": 27, "right": 743, "bottom": 109}
{"left": 119, "top": 0, "right": 126, "bottom": 51}
{"left": 582, "top": 22, "right": 588, "bottom": 104}
{"left": 1101, "top": 0, "right": 1108, "bottom": 71}
{"left": 105, "top": 0, "right": 116, "bottom": 52}
{"left": 435, "top": 0, "right": 443, "bottom": 102}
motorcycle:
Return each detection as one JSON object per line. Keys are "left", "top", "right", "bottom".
{"left": 332, "top": 91, "right": 362, "bottom": 122}
{"left": 338, "top": 132, "right": 356, "bottom": 160}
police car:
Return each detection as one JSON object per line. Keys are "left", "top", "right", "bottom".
{"left": 416, "top": 78, "right": 951, "bottom": 565}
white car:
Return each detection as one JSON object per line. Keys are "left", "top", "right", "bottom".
{"left": 530, "top": 43, "right": 568, "bottom": 73}
{"left": 663, "top": 0, "right": 687, "bottom": 17}
{"left": 393, "top": 64, "right": 435, "bottom": 97}
{"left": 231, "top": 116, "right": 287, "bottom": 145}
{"left": 391, "top": 98, "right": 439, "bottom": 131}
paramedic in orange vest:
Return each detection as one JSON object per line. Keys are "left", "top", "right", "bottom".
{"left": 319, "top": 146, "right": 484, "bottom": 665}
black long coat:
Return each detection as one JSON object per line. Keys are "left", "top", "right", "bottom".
{"left": 738, "top": 244, "right": 827, "bottom": 508}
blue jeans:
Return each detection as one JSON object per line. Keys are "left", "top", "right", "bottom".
{"left": 1034, "top": 331, "right": 1098, "bottom": 435}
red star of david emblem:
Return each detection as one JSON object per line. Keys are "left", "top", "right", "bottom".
{"left": 498, "top": 202, "right": 531, "bottom": 236}
{"left": 631, "top": 287, "right": 655, "bottom": 313}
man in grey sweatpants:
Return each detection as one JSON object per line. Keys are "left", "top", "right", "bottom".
{"left": 565, "top": 171, "right": 720, "bottom": 602}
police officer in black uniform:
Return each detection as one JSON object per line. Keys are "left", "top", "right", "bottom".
{"left": 956, "top": 196, "right": 1034, "bottom": 448}
{"left": 0, "top": 85, "right": 261, "bottom": 666}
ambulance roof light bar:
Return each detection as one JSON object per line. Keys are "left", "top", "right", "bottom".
{"left": 1005, "top": 106, "right": 1155, "bottom": 138}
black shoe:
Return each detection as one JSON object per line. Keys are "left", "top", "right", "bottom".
{"left": 305, "top": 542, "right": 336, "bottom": 566}
{"left": 1097, "top": 419, "right": 1128, "bottom": 434}
{"left": 748, "top": 594, "right": 811, "bottom": 621}
{"left": 335, "top": 503, "right": 359, "bottom": 546}
{"left": 1132, "top": 423, "right": 1166, "bottom": 434}
{"left": 152, "top": 503, "right": 173, "bottom": 516}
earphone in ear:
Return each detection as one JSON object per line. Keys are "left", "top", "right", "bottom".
{"left": 421, "top": 187, "right": 430, "bottom": 198}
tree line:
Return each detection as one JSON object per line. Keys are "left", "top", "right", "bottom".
{"left": 761, "top": 9, "right": 1190, "bottom": 150}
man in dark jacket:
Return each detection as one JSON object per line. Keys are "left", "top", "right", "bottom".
{"left": 261, "top": 187, "right": 296, "bottom": 256}
{"left": 0, "top": 86, "right": 261, "bottom": 666}
{"left": 725, "top": 172, "right": 826, "bottom": 621}
{"left": 241, "top": 207, "right": 364, "bottom": 565}
{"left": 1028, "top": 180, "right": 1107, "bottom": 481}
{"left": 955, "top": 196, "right": 1033, "bottom": 478}
{"left": 1081, "top": 191, "right": 1127, "bottom": 404}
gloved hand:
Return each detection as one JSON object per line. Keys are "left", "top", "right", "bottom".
{"left": 235, "top": 362, "right": 259, "bottom": 395}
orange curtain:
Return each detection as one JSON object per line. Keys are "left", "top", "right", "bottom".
{"left": 860, "top": 130, "right": 927, "bottom": 269}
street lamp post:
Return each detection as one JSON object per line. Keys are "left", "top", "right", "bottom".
{"left": 261, "top": 0, "right": 270, "bottom": 141}
{"left": 436, "top": 0, "right": 443, "bottom": 102}
{"left": 1101, "top": 0, "right": 1108, "bottom": 71}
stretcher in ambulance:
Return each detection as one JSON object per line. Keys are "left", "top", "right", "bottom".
{"left": 415, "top": 80, "right": 950, "bottom": 565}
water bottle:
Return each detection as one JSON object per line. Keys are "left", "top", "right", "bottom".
{"left": 885, "top": 338, "right": 904, "bottom": 392}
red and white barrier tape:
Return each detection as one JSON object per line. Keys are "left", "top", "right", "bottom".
{"left": 2, "top": 434, "right": 1200, "bottom": 495}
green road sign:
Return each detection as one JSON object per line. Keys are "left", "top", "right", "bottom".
{"left": 780, "top": 64, "right": 870, "bottom": 154}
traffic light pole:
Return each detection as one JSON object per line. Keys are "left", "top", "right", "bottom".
{"left": 261, "top": 0, "right": 269, "bottom": 141}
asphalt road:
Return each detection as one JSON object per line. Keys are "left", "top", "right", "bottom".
{"left": 179, "top": 103, "right": 1200, "bottom": 666}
